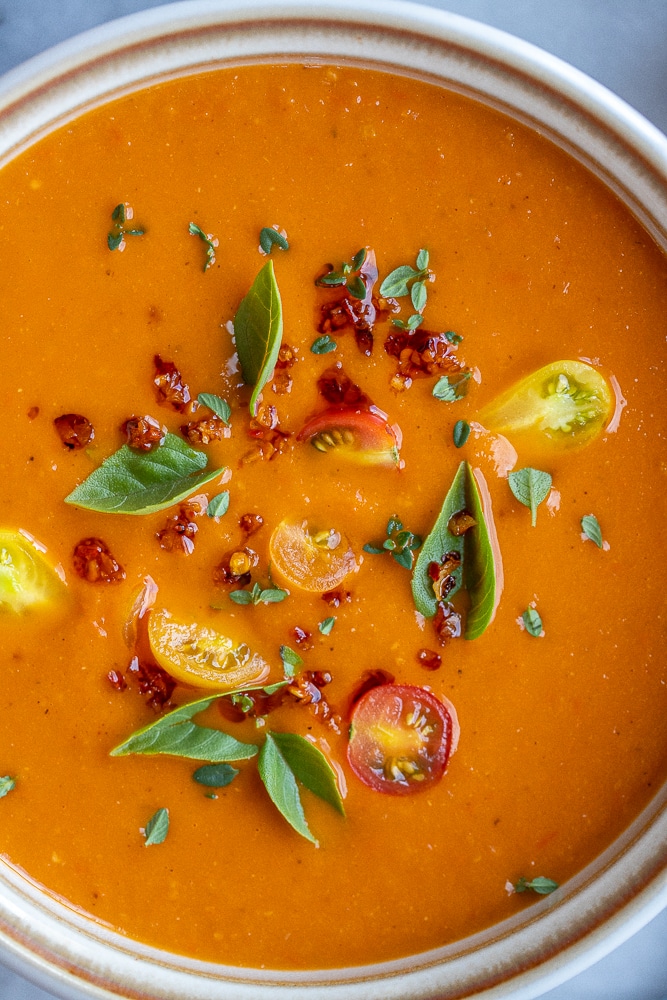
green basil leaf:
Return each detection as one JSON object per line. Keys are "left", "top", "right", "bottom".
{"left": 258, "top": 733, "right": 316, "bottom": 844}
{"left": 379, "top": 264, "right": 418, "bottom": 298}
{"left": 144, "top": 807, "right": 169, "bottom": 846}
{"left": 464, "top": 467, "right": 498, "bottom": 640}
{"left": 270, "top": 732, "right": 345, "bottom": 816}
{"left": 229, "top": 590, "right": 253, "bottom": 605}
{"left": 64, "top": 433, "right": 224, "bottom": 515}
{"left": 259, "top": 227, "right": 289, "bottom": 253}
{"left": 515, "top": 876, "right": 558, "bottom": 895}
{"left": 234, "top": 259, "right": 283, "bottom": 416}
{"left": 411, "top": 280, "right": 427, "bottom": 313}
{"left": 581, "top": 513, "right": 604, "bottom": 548}
{"left": 522, "top": 607, "right": 543, "bottom": 637}
{"left": 192, "top": 763, "right": 239, "bottom": 787}
{"left": 110, "top": 694, "right": 259, "bottom": 762}
{"left": 453, "top": 419, "right": 471, "bottom": 448}
{"left": 508, "top": 467, "right": 552, "bottom": 526}
{"left": 412, "top": 462, "right": 499, "bottom": 640}
{"left": 207, "top": 491, "right": 230, "bottom": 518}
{"left": 279, "top": 645, "right": 303, "bottom": 670}
{"left": 412, "top": 462, "right": 467, "bottom": 618}
{"left": 318, "top": 616, "right": 336, "bottom": 635}
{"left": 0, "top": 776, "right": 16, "bottom": 799}
{"left": 432, "top": 372, "right": 471, "bottom": 402}
{"left": 311, "top": 334, "right": 337, "bottom": 354}
{"left": 197, "top": 392, "right": 231, "bottom": 424}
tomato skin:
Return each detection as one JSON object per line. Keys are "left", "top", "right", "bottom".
{"left": 347, "top": 684, "right": 457, "bottom": 795}
{"left": 297, "top": 404, "right": 402, "bottom": 467}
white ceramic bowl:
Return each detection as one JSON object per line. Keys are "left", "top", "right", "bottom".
{"left": 0, "top": 4, "right": 666, "bottom": 998}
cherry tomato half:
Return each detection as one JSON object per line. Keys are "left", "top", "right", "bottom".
{"left": 297, "top": 404, "right": 402, "bottom": 467}
{"left": 269, "top": 519, "right": 359, "bottom": 593}
{"left": 347, "top": 684, "right": 457, "bottom": 795}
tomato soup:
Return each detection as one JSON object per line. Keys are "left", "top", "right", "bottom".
{"left": 0, "top": 62, "right": 666, "bottom": 971}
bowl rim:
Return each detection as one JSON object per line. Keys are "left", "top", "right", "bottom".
{"left": 0, "top": 3, "right": 665, "bottom": 999}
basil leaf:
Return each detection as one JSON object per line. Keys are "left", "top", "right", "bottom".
{"left": 259, "top": 227, "right": 289, "bottom": 253}
{"left": 522, "top": 607, "right": 543, "bottom": 637}
{"left": 581, "top": 513, "right": 603, "bottom": 548}
{"left": 412, "top": 462, "right": 467, "bottom": 618}
{"left": 311, "top": 334, "right": 337, "bottom": 354}
{"left": 258, "top": 733, "right": 316, "bottom": 844}
{"left": 318, "top": 616, "right": 336, "bottom": 635}
{"left": 279, "top": 645, "right": 303, "bottom": 670}
{"left": 379, "top": 264, "right": 418, "bottom": 298}
{"left": 0, "top": 776, "right": 16, "bottom": 799}
{"left": 412, "top": 462, "right": 499, "bottom": 639}
{"left": 453, "top": 419, "right": 471, "bottom": 448}
{"left": 207, "top": 491, "right": 230, "bottom": 518}
{"left": 515, "top": 876, "right": 558, "bottom": 895}
{"left": 192, "top": 763, "right": 238, "bottom": 787}
{"left": 234, "top": 259, "right": 283, "bottom": 416}
{"left": 432, "top": 372, "right": 470, "bottom": 402}
{"left": 464, "top": 468, "right": 498, "bottom": 640}
{"left": 197, "top": 392, "right": 231, "bottom": 424}
{"left": 508, "top": 467, "right": 552, "bottom": 526}
{"left": 269, "top": 732, "right": 345, "bottom": 816}
{"left": 65, "top": 433, "right": 224, "bottom": 515}
{"left": 110, "top": 694, "right": 258, "bottom": 762}
{"left": 411, "top": 280, "right": 427, "bottom": 313}
{"left": 144, "top": 807, "right": 169, "bottom": 846}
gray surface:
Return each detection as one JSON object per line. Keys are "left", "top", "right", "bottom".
{"left": 0, "top": 1, "right": 665, "bottom": 998}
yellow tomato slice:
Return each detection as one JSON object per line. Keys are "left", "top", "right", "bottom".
{"left": 479, "top": 360, "right": 614, "bottom": 447}
{"left": 269, "top": 520, "right": 359, "bottom": 593}
{"left": 147, "top": 610, "right": 271, "bottom": 691}
{"left": 0, "top": 529, "right": 65, "bottom": 613}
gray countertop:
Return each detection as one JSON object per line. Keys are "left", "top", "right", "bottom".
{"left": 0, "top": 2, "right": 666, "bottom": 998}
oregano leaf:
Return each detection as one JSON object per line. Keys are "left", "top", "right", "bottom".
{"left": 144, "top": 807, "right": 169, "bottom": 846}
{"left": 508, "top": 467, "right": 552, "bottom": 526}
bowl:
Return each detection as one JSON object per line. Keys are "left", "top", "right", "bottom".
{"left": 0, "top": 3, "right": 666, "bottom": 999}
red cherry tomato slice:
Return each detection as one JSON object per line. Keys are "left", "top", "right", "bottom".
{"left": 347, "top": 684, "right": 457, "bottom": 795}
{"left": 297, "top": 405, "right": 401, "bottom": 467}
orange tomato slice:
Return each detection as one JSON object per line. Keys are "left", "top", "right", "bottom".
{"left": 269, "top": 520, "right": 359, "bottom": 593}
{"left": 147, "top": 610, "right": 270, "bottom": 691}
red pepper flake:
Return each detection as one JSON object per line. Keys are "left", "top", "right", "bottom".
{"left": 286, "top": 670, "right": 340, "bottom": 733}
{"left": 316, "top": 364, "right": 371, "bottom": 407}
{"left": 433, "top": 602, "right": 463, "bottom": 646}
{"left": 127, "top": 654, "right": 176, "bottom": 711}
{"left": 417, "top": 648, "right": 442, "bottom": 671}
{"left": 384, "top": 328, "right": 465, "bottom": 381}
{"left": 322, "top": 589, "right": 352, "bottom": 608}
{"left": 239, "top": 512, "right": 264, "bottom": 537}
{"left": 316, "top": 249, "right": 396, "bottom": 357}
{"left": 107, "top": 669, "right": 127, "bottom": 691}
{"left": 428, "top": 551, "right": 462, "bottom": 601}
{"left": 73, "top": 537, "right": 125, "bottom": 583}
{"left": 153, "top": 354, "right": 191, "bottom": 411}
{"left": 156, "top": 499, "right": 206, "bottom": 555}
{"left": 121, "top": 414, "right": 166, "bottom": 452}
{"left": 181, "top": 413, "right": 229, "bottom": 446}
{"left": 54, "top": 413, "right": 95, "bottom": 450}
{"left": 293, "top": 625, "right": 314, "bottom": 650}
{"left": 349, "top": 668, "right": 395, "bottom": 710}
{"left": 242, "top": 404, "right": 291, "bottom": 464}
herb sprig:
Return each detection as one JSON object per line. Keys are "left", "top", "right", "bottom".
{"left": 107, "top": 203, "right": 144, "bottom": 251}
{"left": 189, "top": 221, "right": 218, "bottom": 270}
{"left": 514, "top": 876, "right": 559, "bottom": 895}
{"left": 259, "top": 226, "right": 289, "bottom": 254}
{"left": 380, "top": 248, "right": 431, "bottom": 330}
{"left": 315, "top": 248, "right": 369, "bottom": 300}
{"left": 433, "top": 372, "right": 471, "bottom": 403}
{"left": 229, "top": 581, "right": 288, "bottom": 606}
{"left": 364, "top": 515, "right": 422, "bottom": 570}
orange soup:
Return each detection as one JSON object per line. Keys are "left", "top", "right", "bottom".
{"left": 0, "top": 62, "right": 666, "bottom": 970}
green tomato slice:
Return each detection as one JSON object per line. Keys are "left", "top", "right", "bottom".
{"left": 0, "top": 529, "right": 65, "bottom": 613}
{"left": 479, "top": 360, "right": 613, "bottom": 447}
